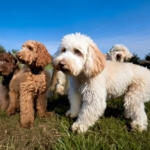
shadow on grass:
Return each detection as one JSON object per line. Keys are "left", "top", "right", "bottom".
{"left": 47, "top": 94, "right": 69, "bottom": 115}
{"left": 47, "top": 94, "right": 133, "bottom": 130}
{"left": 104, "top": 97, "right": 132, "bottom": 131}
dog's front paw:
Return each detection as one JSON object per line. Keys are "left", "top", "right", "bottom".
{"left": 21, "top": 121, "right": 33, "bottom": 128}
{"left": 65, "top": 110, "right": 78, "bottom": 118}
{"left": 71, "top": 122, "right": 88, "bottom": 133}
{"left": 6, "top": 109, "right": 16, "bottom": 116}
{"left": 56, "top": 85, "right": 65, "bottom": 95}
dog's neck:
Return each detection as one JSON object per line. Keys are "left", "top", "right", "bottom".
{"left": 30, "top": 66, "right": 43, "bottom": 75}
{"left": 1, "top": 65, "right": 20, "bottom": 89}
{"left": 2, "top": 73, "right": 14, "bottom": 89}
{"left": 71, "top": 73, "right": 90, "bottom": 85}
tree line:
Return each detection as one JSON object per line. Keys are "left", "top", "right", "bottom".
{"left": 0, "top": 45, "right": 18, "bottom": 55}
{"left": 0, "top": 44, "right": 150, "bottom": 68}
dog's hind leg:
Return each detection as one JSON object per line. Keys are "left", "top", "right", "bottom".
{"left": 124, "top": 85, "right": 148, "bottom": 131}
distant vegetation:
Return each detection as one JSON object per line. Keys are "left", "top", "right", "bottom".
{"left": 0, "top": 44, "right": 19, "bottom": 55}
{"left": 0, "top": 44, "right": 150, "bottom": 68}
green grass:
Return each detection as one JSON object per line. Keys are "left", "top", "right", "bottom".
{"left": 0, "top": 95, "right": 150, "bottom": 149}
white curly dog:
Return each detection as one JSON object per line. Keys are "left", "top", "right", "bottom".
{"left": 53, "top": 33, "right": 150, "bottom": 133}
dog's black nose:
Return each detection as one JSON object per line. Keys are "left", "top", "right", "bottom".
{"left": 58, "top": 61, "right": 66, "bottom": 68}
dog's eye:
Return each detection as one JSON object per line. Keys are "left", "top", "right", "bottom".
{"left": 61, "top": 48, "right": 66, "bottom": 53}
{"left": 28, "top": 46, "right": 33, "bottom": 51}
{"left": 74, "top": 49, "right": 82, "bottom": 56}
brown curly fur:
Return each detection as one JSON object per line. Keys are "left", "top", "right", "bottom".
{"left": 6, "top": 41, "right": 52, "bottom": 128}
{"left": 0, "top": 52, "right": 19, "bottom": 111}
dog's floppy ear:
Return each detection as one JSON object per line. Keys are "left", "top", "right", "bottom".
{"left": 124, "top": 51, "right": 133, "bottom": 61}
{"left": 84, "top": 44, "right": 106, "bottom": 77}
{"left": 36, "top": 43, "right": 52, "bottom": 68}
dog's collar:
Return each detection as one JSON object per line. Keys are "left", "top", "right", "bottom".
{"left": 31, "top": 69, "right": 40, "bottom": 75}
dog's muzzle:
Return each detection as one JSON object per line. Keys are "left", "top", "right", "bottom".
{"left": 57, "top": 60, "right": 70, "bottom": 73}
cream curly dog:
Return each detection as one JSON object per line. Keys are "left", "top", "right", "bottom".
{"left": 53, "top": 33, "right": 150, "bottom": 133}
{"left": 6, "top": 40, "right": 52, "bottom": 128}
{"left": 106, "top": 44, "right": 133, "bottom": 62}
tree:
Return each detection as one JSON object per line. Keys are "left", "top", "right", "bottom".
{"left": 129, "top": 53, "right": 141, "bottom": 65}
{"left": 139, "top": 53, "right": 150, "bottom": 68}
{"left": 145, "top": 53, "right": 150, "bottom": 61}
{"left": 11, "top": 49, "right": 19, "bottom": 56}
{"left": 0, "top": 45, "right": 6, "bottom": 53}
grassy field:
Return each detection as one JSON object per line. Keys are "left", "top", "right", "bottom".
{"left": 0, "top": 94, "right": 150, "bottom": 150}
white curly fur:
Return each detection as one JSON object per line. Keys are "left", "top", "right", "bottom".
{"left": 53, "top": 33, "right": 150, "bottom": 133}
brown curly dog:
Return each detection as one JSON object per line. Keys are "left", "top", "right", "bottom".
{"left": 0, "top": 52, "right": 19, "bottom": 111}
{"left": 6, "top": 40, "right": 52, "bottom": 128}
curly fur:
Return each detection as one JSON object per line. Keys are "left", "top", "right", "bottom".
{"left": 6, "top": 40, "right": 52, "bottom": 128}
{"left": 0, "top": 52, "right": 19, "bottom": 111}
{"left": 49, "top": 68, "right": 69, "bottom": 95}
{"left": 48, "top": 49, "right": 69, "bottom": 96}
{"left": 53, "top": 33, "right": 150, "bottom": 133}
{"left": 106, "top": 44, "right": 133, "bottom": 62}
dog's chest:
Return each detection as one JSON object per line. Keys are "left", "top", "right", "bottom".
{"left": 25, "top": 72, "right": 47, "bottom": 93}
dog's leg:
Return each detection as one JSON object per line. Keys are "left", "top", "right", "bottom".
{"left": 71, "top": 88, "right": 107, "bottom": 133}
{"left": 6, "top": 90, "right": 19, "bottom": 115}
{"left": 20, "top": 83, "right": 35, "bottom": 128}
{"left": 49, "top": 68, "right": 58, "bottom": 92}
{"left": 36, "top": 93, "right": 51, "bottom": 117}
{"left": 124, "top": 86, "right": 148, "bottom": 131}
{"left": 66, "top": 83, "right": 82, "bottom": 118}
{"left": 56, "top": 71, "right": 68, "bottom": 95}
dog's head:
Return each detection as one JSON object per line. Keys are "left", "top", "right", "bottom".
{"left": 106, "top": 44, "right": 133, "bottom": 62}
{"left": 16, "top": 40, "right": 52, "bottom": 68}
{"left": 0, "top": 52, "right": 18, "bottom": 76}
{"left": 53, "top": 33, "right": 106, "bottom": 77}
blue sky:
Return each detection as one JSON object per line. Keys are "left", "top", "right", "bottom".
{"left": 0, "top": 0, "right": 150, "bottom": 59}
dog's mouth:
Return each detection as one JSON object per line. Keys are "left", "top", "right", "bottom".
{"left": 60, "top": 68, "right": 70, "bottom": 74}
{"left": 17, "top": 58, "right": 26, "bottom": 64}
{"left": 0, "top": 69, "right": 10, "bottom": 76}
{"left": 57, "top": 65, "right": 70, "bottom": 74}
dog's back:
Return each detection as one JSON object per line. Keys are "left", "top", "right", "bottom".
{"left": 103, "top": 61, "right": 150, "bottom": 101}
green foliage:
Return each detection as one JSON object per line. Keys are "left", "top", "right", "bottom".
{"left": 11, "top": 49, "right": 19, "bottom": 55}
{"left": 45, "top": 64, "right": 53, "bottom": 71}
{"left": 145, "top": 53, "right": 150, "bottom": 61}
{"left": 0, "top": 96, "right": 150, "bottom": 149}
{"left": 129, "top": 53, "right": 141, "bottom": 65}
{"left": 0, "top": 45, "right": 6, "bottom": 53}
